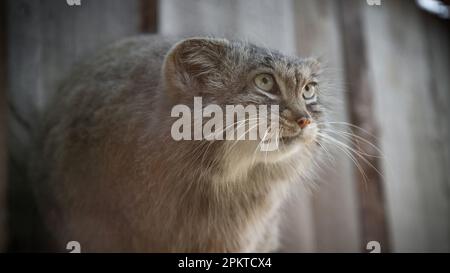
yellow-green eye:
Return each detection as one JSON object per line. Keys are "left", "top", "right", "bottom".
{"left": 254, "top": 74, "right": 274, "bottom": 92}
{"left": 303, "top": 82, "right": 317, "bottom": 99}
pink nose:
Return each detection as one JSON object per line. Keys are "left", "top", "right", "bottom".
{"left": 297, "top": 117, "right": 311, "bottom": 129}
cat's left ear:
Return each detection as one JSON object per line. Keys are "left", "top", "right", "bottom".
{"left": 303, "top": 57, "right": 322, "bottom": 74}
{"left": 163, "top": 37, "right": 230, "bottom": 98}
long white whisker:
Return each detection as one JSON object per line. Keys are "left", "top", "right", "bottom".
{"left": 319, "top": 134, "right": 370, "bottom": 184}
{"left": 317, "top": 121, "right": 379, "bottom": 140}
{"left": 318, "top": 132, "right": 384, "bottom": 180}
{"left": 320, "top": 129, "right": 384, "bottom": 158}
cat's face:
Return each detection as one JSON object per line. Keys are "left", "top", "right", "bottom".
{"left": 164, "top": 38, "right": 327, "bottom": 163}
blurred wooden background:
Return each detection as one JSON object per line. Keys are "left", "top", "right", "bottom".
{"left": 0, "top": 0, "right": 7, "bottom": 253}
{"left": 1, "top": 0, "right": 449, "bottom": 252}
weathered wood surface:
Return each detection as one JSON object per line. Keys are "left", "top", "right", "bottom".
{"left": 338, "top": 0, "right": 390, "bottom": 252}
{"left": 0, "top": 0, "right": 7, "bottom": 252}
{"left": 363, "top": 0, "right": 449, "bottom": 252}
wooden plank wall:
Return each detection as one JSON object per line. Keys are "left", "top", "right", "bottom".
{"left": 337, "top": 0, "right": 390, "bottom": 252}
{"left": 363, "top": 0, "right": 450, "bottom": 252}
{"left": 0, "top": 0, "right": 7, "bottom": 252}
{"left": 3, "top": 0, "right": 449, "bottom": 252}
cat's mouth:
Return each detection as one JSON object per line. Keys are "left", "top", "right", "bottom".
{"left": 279, "top": 124, "right": 318, "bottom": 145}
{"left": 279, "top": 132, "right": 301, "bottom": 145}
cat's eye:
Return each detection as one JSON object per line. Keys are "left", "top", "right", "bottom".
{"left": 254, "top": 74, "right": 275, "bottom": 92}
{"left": 303, "top": 82, "right": 317, "bottom": 100}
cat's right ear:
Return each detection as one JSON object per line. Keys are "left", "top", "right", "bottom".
{"left": 163, "top": 37, "right": 229, "bottom": 98}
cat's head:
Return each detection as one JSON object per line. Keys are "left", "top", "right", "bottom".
{"left": 163, "top": 37, "right": 328, "bottom": 163}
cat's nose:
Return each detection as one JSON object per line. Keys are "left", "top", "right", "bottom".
{"left": 297, "top": 117, "right": 311, "bottom": 129}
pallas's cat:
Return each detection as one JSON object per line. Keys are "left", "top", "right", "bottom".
{"left": 33, "top": 36, "right": 328, "bottom": 252}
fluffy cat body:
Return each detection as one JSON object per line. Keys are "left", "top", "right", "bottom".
{"left": 33, "top": 35, "right": 325, "bottom": 252}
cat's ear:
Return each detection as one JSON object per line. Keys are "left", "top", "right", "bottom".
{"left": 163, "top": 37, "right": 230, "bottom": 97}
{"left": 303, "top": 57, "right": 322, "bottom": 74}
